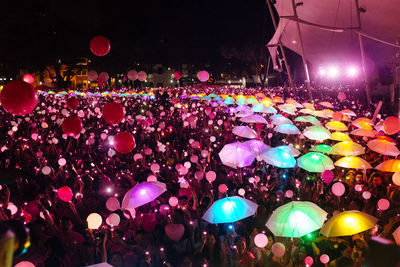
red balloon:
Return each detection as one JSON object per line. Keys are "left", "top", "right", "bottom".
{"left": 384, "top": 116, "right": 400, "bottom": 135}
{"left": 102, "top": 102, "right": 125, "bottom": 125}
{"left": 338, "top": 93, "right": 346, "bottom": 101}
{"left": 90, "top": 36, "right": 110, "bottom": 56}
{"left": 0, "top": 81, "right": 38, "bottom": 115}
{"left": 332, "top": 112, "right": 343, "bottom": 122}
{"left": 66, "top": 97, "right": 79, "bottom": 109}
{"left": 114, "top": 132, "right": 136, "bottom": 154}
{"left": 174, "top": 71, "right": 182, "bottom": 80}
{"left": 62, "top": 116, "right": 83, "bottom": 136}
{"left": 23, "top": 74, "right": 34, "bottom": 84}
{"left": 58, "top": 186, "right": 73, "bottom": 202}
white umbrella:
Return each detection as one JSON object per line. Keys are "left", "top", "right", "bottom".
{"left": 232, "top": 126, "right": 258, "bottom": 139}
{"left": 218, "top": 142, "right": 256, "bottom": 169}
{"left": 240, "top": 114, "right": 268, "bottom": 124}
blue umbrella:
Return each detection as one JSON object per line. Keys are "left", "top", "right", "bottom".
{"left": 260, "top": 147, "right": 296, "bottom": 168}
{"left": 202, "top": 196, "right": 258, "bottom": 223}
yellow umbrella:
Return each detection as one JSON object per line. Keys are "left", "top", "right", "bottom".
{"left": 350, "top": 128, "right": 377, "bottom": 138}
{"left": 367, "top": 139, "right": 400, "bottom": 157}
{"left": 312, "top": 110, "right": 329, "bottom": 119}
{"left": 320, "top": 210, "right": 378, "bottom": 237}
{"left": 302, "top": 103, "right": 315, "bottom": 111}
{"left": 331, "top": 141, "right": 365, "bottom": 156}
{"left": 334, "top": 156, "right": 372, "bottom": 169}
{"left": 325, "top": 121, "right": 348, "bottom": 132}
{"left": 342, "top": 114, "right": 351, "bottom": 122}
{"left": 375, "top": 159, "right": 400, "bottom": 172}
{"left": 272, "top": 96, "right": 284, "bottom": 103}
{"left": 286, "top": 99, "right": 303, "bottom": 108}
{"left": 299, "top": 108, "right": 315, "bottom": 115}
{"left": 352, "top": 118, "right": 373, "bottom": 129}
{"left": 330, "top": 132, "right": 352, "bottom": 142}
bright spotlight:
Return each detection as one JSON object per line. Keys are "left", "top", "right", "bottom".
{"left": 319, "top": 69, "right": 325, "bottom": 76}
{"left": 327, "top": 66, "right": 339, "bottom": 78}
{"left": 347, "top": 67, "right": 358, "bottom": 77}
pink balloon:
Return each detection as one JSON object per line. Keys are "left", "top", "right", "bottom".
{"left": 23, "top": 74, "right": 34, "bottom": 84}
{"left": 305, "top": 256, "right": 313, "bottom": 266}
{"left": 254, "top": 233, "right": 268, "bottom": 248}
{"left": 338, "top": 92, "right": 346, "bottom": 101}
{"left": 320, "top": 254, "right": 330, "bottom": 264}
{"left": 160, "top": 204, "right": 170, "bottom": 215}
{"left": 206, "top": 171, "right": 216, "bottom": 182}
{"left": 169, "top": 196, "right": 178, "bottom": 207}
{"left": 106, "top": 197, "right": 120, "bottom": 211}
{"left": 87, "top": 70, "right": 98, "bottom": 81}
{"left": 127, "top": 70, "right": 138, "bottom": 81}
{"left": 209, "top": 112, "right": 216, "bottom": 119}
{"left": 321, "top": 170, "right": 334, "bottom": 184}
{"left": 151, "top": 163, "right": 160, "bottom": 173}
{"left": 285, "top": 190, "right": 293, "bottom": 198}
{"left": 106, "top": 213, "right": 120, "bottom": 226}
{"left": 190, "top": 155, "right": 198, "bottom": 163}
{"left": 271, "top": 242, "right": 286, "bottom": 257}
{"left": 58, "top": 186, "right": 73, "bottom": 202}
{"left": 332, "top": 182, "right": 345, "bottom": 197}
{"left": 377, "top": 198, "right": 390, "bottom": 211}
{"left": 165, "top": 224, "right": 185, "bottom": 242}
{"left": 197, "top": 70, "right": 210, "bottom": 82}
{"left": 173, "top": 71, "right": 182, "bottom": 80}
{"left": 14, "top": 261, "right": 35, "bottom": 267}
{"left": 218, "top": 184, "right": 228, "bottom": 194}
{"left": 195, "top": 171, "right": 204, "bottom": 180}
{"left": 362, "top": 191, "right": 371, "bottom": 199}
{"left": 137, "top": 71, "right": 147, "bottom": 82}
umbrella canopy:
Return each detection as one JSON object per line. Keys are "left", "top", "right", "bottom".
{"left": 266, "top": 201, "right": 327, "bottom": 238}
{"left": 303, "top": 126, "right": 331, "bottom": 141}
{"left": 202, "top": 196, "right": 258, "bottom": 223}
{"left": 330, "top": 132, "right": 353, "bottom": 142}
{"left": 278, "top": 104, "right": 297, "bottom": 115}
{"left": 260, "top": 147, "right": 296, "bottom": 168}
{"left": 232, "top": 126, "right": 258, "bottom": 139}
{"left": 367, "top": 139, "right": 400, "bottom": 157}
{"left": 331, "top": 141, "right": 365, "bottom": 157}
{"left": 270, "top": 114, "right": 293, "bottom": 125}
{"left": 276, "top": 145, "right": 301, "bottom": 157}
{"left": 325, "top": 121, "right": 348, "bottom": 132}
{"left": 286, "top": 99, "right": 303, "bottom": 108}
{"left": 319, "top": 102, "right": 334, "bottom": 109}
{"left": 320, "top": 210, "right": 378, "bottom": 237}
{"left": 334, "top": 156, "right": 373, "bottom": 169}
{"left": 297, "top": 152, "right": 334, "bottom": 172}
{"left": 310, "top": 144, "right": 333, "bottom": 154}
{"left": 375, "top": 159, "right": 400, "bottom": 172}
{"left": 274, "top": 124, "right": 301, "bottom": 135}
{"left": 352, "top": 118, "right": 374, "bottom": 129}
{"left": 245, "top": 139, "right": 270, "bottom": 156}
{"left": 303, "top": 103, "right": 315, "bottom": 110}
{"left": 341, "top": 109, "right": 357, "bottom": 117}
{"left": 240, "top": 114, "right": 268, "bottom": 124}
{"left": 218, "top": 142, "right": 256, "bottom": 169}
{"left": 294, "top": 115, "right": 321, "bottom": 125}
{"left": 261, "top": 106, "right": 277, "bottom": 114}
{"left": 121, "top": 181, "right": 167, "bottom": 209}
{"left": 350, "top": 128, "right": 376, "bottom": 138}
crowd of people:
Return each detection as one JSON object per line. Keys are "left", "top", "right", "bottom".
{"left": 1, "top": 84, "right": 400, "bottom": 267}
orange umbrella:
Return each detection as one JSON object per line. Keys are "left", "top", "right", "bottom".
{"left": 375, "top": 159, "right": 400, "bottom": 172}
{"left": 325, "top": 121, "right": 348, "bottom": 132}
{"left": 350, "top": 128, "right": 376, "bottom": 138}
{"left": 367, "top": 139, "right": 400, "bottom": 157}
{"left": 351, "top": 119, "right": 373, "bottom": 130}
{"left": 331, "top": 141, "right": 365, "bottom": 156}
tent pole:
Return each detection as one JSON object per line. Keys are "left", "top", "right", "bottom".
{"left": 266, "top": 0, "right": 294, "bottom": 89}
{"left": 290, "top": 0, "right": 312, "bottom": 100}
{"left": 355, "top": 0, "right": 372, "bottom": 105}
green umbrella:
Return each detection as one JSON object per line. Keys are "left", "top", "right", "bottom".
{"left": 303, "top": 126, "right": 331, "bottom": 141}
{"left": 297, "top": 152, "right": 334, "bottom": 172}
{"left": 309, "top": 144, "right": 333, "bottom": 154}
{"left": 266, "top": 201, "right": 327, "bottom": 238}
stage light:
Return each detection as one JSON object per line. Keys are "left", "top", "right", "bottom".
{"left": 347, "top": 67, "right": 358, "bottom": 77}
{"left": 319, "top": 69, "right": 325, "bottom": 76}
{"left": 327, "top": 66, "right": 339, "bottom": 78}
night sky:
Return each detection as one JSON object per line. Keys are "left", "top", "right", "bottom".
{"left": 0, "top": 0, "right": 276, "bottom": 76}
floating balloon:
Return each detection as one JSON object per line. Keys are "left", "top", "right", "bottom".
{"left": 169, "top": 196, "right": 178, "bottom": 207}
{"left": 87, "top": 70, "right": 98, "bottom": 81}
{"left": 151, "top": 163, "right": 160, "bottom": 173}
{"left": 14, "top": 261, "right": 35, "bottom": 267}
{"left": 173, "top": 71, "right": 182, "bottom": 80}
{"left": 218, "top": 184, "right": 228, "bottom": 194}
{"left": 102, "top": 102, "right": 125, "bottom": 125}
{"left": 87, "top": 213, "right": 102, "bottom": 229}
{"left": 362, "top": 191, "right": 371, "bottom": 199}
{"left": 165, "top": 224, "right": 185, "bottom": 242}
{"left": 384, "top": 116, "right": 400, "bottom": 135}
{"left": 320, "top": 254, "right": 330, "bottom": 264}
{"left": 99, "top": 72, "right": 109, "bottom": 81}
{"left": 62, "top": 116, "right": 82, "bottom": 136}
{"left": 58, "top": 186, "right": 73, "bottom": 202}
{"left": 355, "top": 184, "right": 363, "bottom": 192}
{"left": 321, "top": 170, "right": 334, "bottom": 184}
{"left": 127, "top": 70, "right": 138, "bottom": 81}
{"left": 7, "top": 203, "right": 18, "bottom": 215}
{"left": 332, "top": 182, "right": 345, "bottom": 197}
{"left": 42, "top": 166, "right": 51, "bottom": 175}
{"left": 393, "top": 172, "right": 400, "bottom": 186}
{"left": 106, "top": 197, "right": 120, "bottom": 211}
{"left": 160, "top": 204, "right": 170, "bottom": 215}
{"left": 22, "top": 74, "right": 34, "bottom": 84}
{"left": 332, "top": 112, "right": 343, "bottom": 122}
{"left": 137, "top": 71, "right": 147, "bottom": 82}
{"left": 337, "top": 93, "right": 346, "bottom": 101}
{"left": 271, "top": 242, "right": 286, "bottom": 257}
{"left": 66, "top": 97, "right": 79, "bottom": 109}
{"left": 114, "top": 132, "right": 135, "bottom": 154}
{"left": 106, "top": 213, "right": 120, "bottom": 226}
{"left": 147, "top": 174, "right": 157, "bottom": 182}
{"left": 238, "top": 188, "right": 245, "bottom": 196}
{"left": 197, "top": 70, "right": 210, "bottom": 82}
{"left": 195, "top": 171, "right": 204, "bottom": 180}
{"left": 206, "top": 171, "right": 216, "bottom": 182}
{"left": 377, "top": 198, "right": 390, "bottom": 210}
{"left": 305, "top": 256, "right": 313, "bottom": 266}
{"left": 254, "top": 233, "right": 268, "bottom": 248}
{"left": 0, "top": 81, "right": 38, "bottom": 115}
{"left": 285, "top": 190, "right": 293, "bottom": 198}
{"left": 90, "top": 36, "right": 110, "bottom": 56}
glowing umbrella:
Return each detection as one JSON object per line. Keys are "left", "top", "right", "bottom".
{"left": 302, "top": 103, "right": 315, "bottom": 110}
{"left": 294, "top": 116, "right": 321, "bottom": 125}
{"left": 245, "top": 139, "right": 270, "bottom": 156}
{"left": 202, "top": 196, "right": 258, "bottom": 223}
{"left": 330, "top": 141, "right": 365, "bottom": 156}
{"left": 322, "top": 109, "right": 334, "bottom": 118}
{"left": 341, "top": 109, "right": 357, "bottom": 117}
{"left": 276, "top": 145, "right": 301, "bottom": 157}
{"left": 320, "top": 210, "right": 377, "bottom": 237}
{"left": 334, "top": 156, "right": 372, "bottom": 169}
{"left": 299, "top": 108, "right": 315, "bottom": 115}
{"left": 352, "top": 118, "right": 373, "bottom": 129}
{"left": 266, "top": 201, "right": 327, "bottom": 238}
{"left": 236, "top": 109, "right": 254, "bottom": 117}
{"left": 240, "top": 114, "right": 268, "bottom": 124}
{"left": 377, "top": 135, "right": 397, "bottom": 145}
{"left": 375, "top": 159, "right": 400, "bottom": 172}
{"left": 121, "top": 181, "right": 167, "bottom": 209}
{"left": 310, "top": 144, "right": 333, "bottom": 154}
{"left": 286, "top": 99, "right": 303, "bottom": 108}
{"left": 260, "top": 147, "right": 296, "bottom": 168}
{"left": 274, "top": 124, "right": 301, "bottom": 135}
{"left": 273, "top": 96, "right": 284, "bottom": 103}
{"left": 325, "top": 121, "right": 348, "bottom": 132}
{"left": 319, "top": 101, "right": 334, "bottom": 108}
{"left": 218, "top": 142, "right": 256, "bottom": 169}
{"left": 297, "top": 152, "right": 334, "bottom": 172}
{"left": 278, "top": 104, "right": 297, "bottom": 115}
{"left": 350, "top": 128, "right": 376, "bottom": 138}
{"left": 367, "top": 139, "right": 400, "bottom": 157}
{"left": 251, "top": 104, "right": 264, "bottom": 113}
{"left": 232, "top": 126, "right": 258, "bottom": 139}
{"left": 303, "top": 126, "right": 331, "bottom": 141}
{"left": 312, "top": 110, "right": 329, "bottom": 119}
{"left": 270, "top": 114, "right": 293, "bottom": 125}
{"left": 261, "top": 106, "right": 277, "bottom": 114}
{"left": 330, "top": 132, "right": 352, "bottom": 142}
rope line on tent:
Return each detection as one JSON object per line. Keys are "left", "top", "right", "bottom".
{"left": 280, "top": 16, "right": 359, "bottom": 32}
{"left": 357, "top": 31, "right": 400, "bottom": 48}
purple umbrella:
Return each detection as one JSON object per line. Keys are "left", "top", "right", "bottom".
{"left": 121, "top": 181, "right": 167, "bottom": 209}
